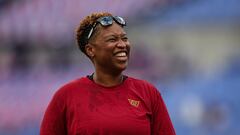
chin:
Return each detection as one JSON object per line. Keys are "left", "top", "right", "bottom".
{"left": 116, "top": 63, "right": 128, "bottom": 71}
{"left": 111, "top": 59, "right": 128, "bottom": 73}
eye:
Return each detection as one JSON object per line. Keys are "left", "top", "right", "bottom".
{"left": 107, "top": 38, "right": 117, "bottom": 42}
{"left": 122, "top": 37, "right": 128, "bottom": 41}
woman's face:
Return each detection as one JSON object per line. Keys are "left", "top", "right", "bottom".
{"left": 88, "top": 22, "right": 130, "bottom": 74}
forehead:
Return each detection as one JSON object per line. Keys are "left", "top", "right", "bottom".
{"left": 97, "top": 22, "right": 126, "bottom": 37}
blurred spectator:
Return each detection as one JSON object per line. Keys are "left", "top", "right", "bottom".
{"left": 47, "top": 45, "right": 71, "bottom": 73}
{"left": 10, "top": 41, "right": 31, "bottom": 75}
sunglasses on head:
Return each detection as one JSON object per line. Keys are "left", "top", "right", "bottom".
{"left": 87, "top": 16, "right": 126, "bottom": 40}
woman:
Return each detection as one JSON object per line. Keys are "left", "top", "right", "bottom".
{"left": 40, "top": 12, "right": 176, "bottom": 135}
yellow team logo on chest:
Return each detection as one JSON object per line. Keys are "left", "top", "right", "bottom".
{"left": 128, "top": 99, "right": 140, "bottom": 107}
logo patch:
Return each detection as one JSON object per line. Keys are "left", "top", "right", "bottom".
{"left": 128, "top": 99, "right": 140, "bottom": 107}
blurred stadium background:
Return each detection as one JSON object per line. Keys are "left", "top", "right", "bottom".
{"left": 0, "top": 0, "right": 240, "bottom": 135}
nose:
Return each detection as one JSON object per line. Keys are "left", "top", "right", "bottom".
{"left": 116, "top": 40, "right": 127, "bottom": 48}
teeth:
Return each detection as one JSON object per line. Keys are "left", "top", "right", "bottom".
{"left": 115, "top": 52, "right": 126, "bottom": 57}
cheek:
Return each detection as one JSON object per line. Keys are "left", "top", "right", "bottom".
{"left": 98, "top": 47, "right": 114, "bottom": 58}
{"left": 127, "top": 42, "right": 131, "bottom": 51}
{"left": 103, "top": 44, "right": 116, "bottom": 54}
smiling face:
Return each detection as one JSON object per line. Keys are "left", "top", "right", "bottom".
{"left": 85, "top": 22, "right": 130, "bottom": 75}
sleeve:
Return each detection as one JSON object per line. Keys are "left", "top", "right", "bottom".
{"left": 40, "top": 89, "right": 67, "bottom": 135}
{"left": 150, "top": 86, "right": 176, "bottom": 135}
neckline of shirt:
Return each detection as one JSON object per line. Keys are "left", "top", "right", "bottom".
{"left": 84, "top": 75, "right": 129, "bottom": 91}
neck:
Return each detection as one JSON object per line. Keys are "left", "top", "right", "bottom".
{"left": 93, "top": 71, "right": 123, "bottom": 87}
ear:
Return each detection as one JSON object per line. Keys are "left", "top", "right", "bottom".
{"left": 85, "top": 44, "right": 95, "bottom": 58}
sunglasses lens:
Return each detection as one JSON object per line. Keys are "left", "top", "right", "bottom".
{"left": 99, "top": 16, "right": 113, "bottom": 26}
{"left": 114, "top": 16, "right": 126, "bottom": 26}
